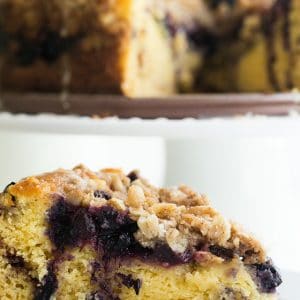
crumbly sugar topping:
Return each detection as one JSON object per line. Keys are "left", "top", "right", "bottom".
{"left": 6, "top": 165, "right": 266, "bottom": 264}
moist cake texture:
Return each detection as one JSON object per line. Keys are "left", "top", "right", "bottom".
{"left": 0, "top": 165, "right": 282, "bottom": 299}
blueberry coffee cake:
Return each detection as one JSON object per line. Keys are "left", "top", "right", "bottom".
{"left": 0, "top": 0, "right": 299, "bottom": 96}
{"left": 0, "top": 166, "right": 282, "bottom": 299}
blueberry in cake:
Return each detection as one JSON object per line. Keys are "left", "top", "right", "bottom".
{"left": 0, "top": 166, "right": 282, "bottom": 299}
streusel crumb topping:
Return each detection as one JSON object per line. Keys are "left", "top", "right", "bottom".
{"left": 5, "top": 165, "right": 266, "bottom": 264}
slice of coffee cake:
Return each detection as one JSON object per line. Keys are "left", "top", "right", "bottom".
{"left": 0, "top": 166, "right": 282, "bottom": 299}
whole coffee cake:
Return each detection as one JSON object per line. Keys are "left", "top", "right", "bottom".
{"left": 0, "top": 0, "right": 202, "bottom": 96}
